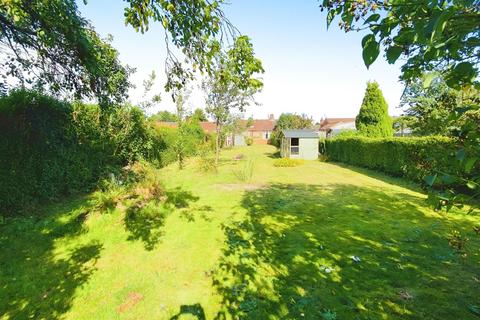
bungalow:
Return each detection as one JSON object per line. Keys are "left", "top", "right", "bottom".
{"left": 240, "top": 114, "right": 276, "bottom": 145}
{"left": 281, "top": 129, "right": 319, "bottom": 160}
{"left": 318, "top": 117, "right": 356, "bottom": 138}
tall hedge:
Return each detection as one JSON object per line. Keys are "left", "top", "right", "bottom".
{"left": 356, "top": 82, "right": 393, "bottom": 137}
{"left": 0, "top": 90, "right": 152, "bottom": 214}
{"left": 325, "top": 136, "right": 465, "bottom": 183}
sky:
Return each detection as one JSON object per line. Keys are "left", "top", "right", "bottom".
{"left": 78, "top": 0, "right": 405, "bottom": 121}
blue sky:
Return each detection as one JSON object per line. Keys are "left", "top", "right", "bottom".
{"left": 78, "top": 0, "right": 405, "bottom": 120}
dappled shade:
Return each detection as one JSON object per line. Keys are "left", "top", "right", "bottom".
{"left": 213, "top": 183, "right": 479, "bottom": 319}
{"left": 0, "top": 199, "right": 103, "bottom": 319}
{"left": 123, "top": 186, "right": 201, "bottom": 250}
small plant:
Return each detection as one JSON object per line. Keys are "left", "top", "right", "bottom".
{"left": 90, "top": 188, "right": 124, "bottom": 213}
{"left": 273, "top": 158, "right": 304, "bottom": 167}
{"left": 245, "top": 136, "right": 253, "bottom": 146}
{"left": 233, "top": 160, "right": 254, "bottom": 182}
{"left": 197, "top": 143, "right": 217, "bottom": 173}
{"left": 447, "top": 230, "right": 468, "bottom": 254}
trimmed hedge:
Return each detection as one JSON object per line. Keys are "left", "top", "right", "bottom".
{"left": 325, "top": 136, "right": 464, "bottom": 183}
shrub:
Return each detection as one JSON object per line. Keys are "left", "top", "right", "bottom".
{"left": 325, "top": 136, "right": 468, "bottom": 184}
{"left": 245, "top": 136, "right": 253, "bottom": 146}
{"left": 197, "top": 143, "right": 217, "bottom": 173}
{"left": 0, "top": 90, "right": 155, "bottom": 214}
{"left": 150, "top": 121, "right": 205, "bottom": 168}
{"left": 233, "top": 160, "right": 254, "bottom": 181}
{"left": 273, "top": 158, "right": 304, "bottom": 167}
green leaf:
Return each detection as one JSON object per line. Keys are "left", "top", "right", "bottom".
{"left": 361, "top": 34, "right": 380, "bottom": 69}
{"left": 466, "top": 181, "right": 477, "bottom": 190}
{"left": 446, "top": 62, "right": 477, "bottom": 88}
{"left": 431, "top": 10, "right": 452, "bottom": 42}
{"left": 425, "top": 174, "right": 437, "bottom": 186}
{"left": 327, "top": 10, "right": 336, "bottom": 29}
{"left": 364, "top": 13, "right": 381, "bottom": 25}
{"left": 465, "top": 158, "right": 477, "bottom": 173}
{"left": 386, "top": 46, "right": 402, "bottom": 64}
{"left": 422, "top": 73, "right": 437, "bottom": 88}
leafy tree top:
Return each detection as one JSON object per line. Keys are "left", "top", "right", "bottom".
{"left": 0, "top": 0, "right": 132, "bottom": 105}
{"left": 320, "top": 0, "right": 480, "bottom": 89}
{"left": 150, "top": 110, "right": 178, "bottom": 122}
{"left": 190, "top": 108, "right": 208, "bottom": 122}
{"left": 356, "top": 81, "right": 393, "bottom": 137}
{"left": 203, "top": 35, "right": 264, "bottom": 125}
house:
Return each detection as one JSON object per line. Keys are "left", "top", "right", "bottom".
{"left": 155, "top": 115, "right": 276, "bottom": 147}
{"left": 240, "top": 114, "right": 276, "bottom": 144}
{"left": 318, "top": 117, "right": 356, "bottom": 137}
{"left": 281, "top": 129, "right": 319, "bottom": 160}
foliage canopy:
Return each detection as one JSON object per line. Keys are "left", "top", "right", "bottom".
{"left": 320, "top": 0, "right": 480, "bottom": 89}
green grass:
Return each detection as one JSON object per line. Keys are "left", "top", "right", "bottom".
{"left": 1, "top": 145, "right": 479, "bottom": 319}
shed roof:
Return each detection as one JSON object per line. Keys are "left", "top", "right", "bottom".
{"left": 282, "top": 129, "right": 318, "bottom": 138}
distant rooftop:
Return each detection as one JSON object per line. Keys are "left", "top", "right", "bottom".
{"left": 282, "top": 129, "right": 318, "bottom": 138}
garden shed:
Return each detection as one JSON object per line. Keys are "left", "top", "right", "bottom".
{"left": 281, "top": 129, "right": 319, "bottom": 160}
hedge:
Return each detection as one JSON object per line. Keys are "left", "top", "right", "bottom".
{"left": 0, "top": 90, "right": 154, "bottom": 214}
{"left": 324, "top": 136, "right": 465, "bottom": 183}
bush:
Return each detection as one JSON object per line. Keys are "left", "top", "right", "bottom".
{"left": 0, "top": 90, "right": 154, "bottom": 214}
{"left": 150, "top": 121, "right": 205, "bottom": 168}
{"left": 197, "top": 143, "right": 217, "bottom": 173}
{"left": 273, "top": 158, "right": 304, "bottom": 167}
{"left": 325, "top": 136, "right": 467, "bottom": 183}
{"left": 245, "top": 136, "right": 253, "bottom": 146}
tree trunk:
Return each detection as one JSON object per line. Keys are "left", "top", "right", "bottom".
{"left": 215, "top": 121, "right": 221, "bottom": 167}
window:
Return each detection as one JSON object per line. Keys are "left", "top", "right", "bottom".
{"left": 290, "top": 138, "right": 299, "bottom": 155}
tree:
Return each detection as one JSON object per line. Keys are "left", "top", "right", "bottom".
{"left": 0, "top": 0, "right": 133, "bottom": 105}
{"left": 123, "top": 0, "right": 241, "bottom": 96}
{"left": 356, "top": 82, "right": 393, "bottom": 138}
{"left": 271, "top": 113, "right": 313, "bottom": 147}
{"left": 190, "top": 108, "right": 208, "bottom": 122}
{"left": 320, "top": 1, "right": 479, "bottom": 209}
{"left": 203, "top": 36, "right": 264, "bottom": 166}
{"left": 400, "top": 76, "right": 461, "bottom": 136}
{"left": 393, "top": 116, "right": 414, "bottom": 137}
{"left": 150, "top": 111, "right": 178, "bottom": 122}
{"left": 319, "top": 0, "right": 479, "bottom": 89}
{"left": 172, "top": 88, "right": 191, "bottom": 169}
{"left": 1, "top": 0, "right": 245, "bottom": 103}
{"left": 246, "top": 116, "right": 254, "bottom": 128}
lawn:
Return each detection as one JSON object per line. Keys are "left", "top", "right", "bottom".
{"left": 1, "top": 145, "right": 479, "bottom": 319}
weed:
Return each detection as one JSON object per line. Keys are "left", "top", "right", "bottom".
{"left": 233, "top": 160, "right": 254, "bottom": 182}
{"left": 447, "top": 229, "right": 469, "bottom": 254}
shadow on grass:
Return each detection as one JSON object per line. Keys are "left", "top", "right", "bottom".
{"left": 0, "top": 198, "right": 103, "bottom": 319}
{"left": 123, "top": 187, "right": 202, "bottom": 250}
{"left": 213, "top": 183, "right": 480, "bottom": 319}
{"left": 170, "top": 303, "right": 206, "bottom": 320}
{"left": 266, "top": 150, "right": 281, "bottom": 159}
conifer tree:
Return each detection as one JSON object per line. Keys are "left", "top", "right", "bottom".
{"left": 356, "top": 82, "right": 393, "bottom": 137}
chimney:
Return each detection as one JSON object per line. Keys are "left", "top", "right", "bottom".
{"left": 268, "top": 114, "right": 274, "bottom": 120}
